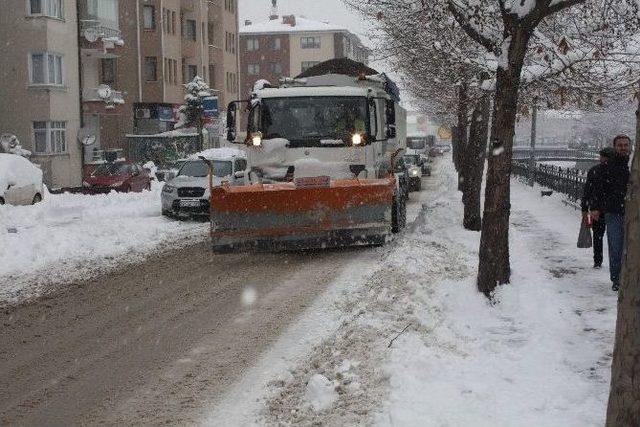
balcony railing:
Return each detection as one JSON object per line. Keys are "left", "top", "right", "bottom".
{"left": 81, "top": 19, "right": 122, "bottom": 42}
{"left": 83, "top": 86, "right": 125, "bottom": 106}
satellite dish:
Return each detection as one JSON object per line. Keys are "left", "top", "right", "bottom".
{"left": 0, "top": 133, "right": 19, "bottom": 150}
{"left": 82, "top": 134, "right": 97, "bottom": 146}
{"left": 84, "top": 27, "right": 100, "bottom": 43}
{"left": 96, "top": 84, "right": 113, "bottom": 100}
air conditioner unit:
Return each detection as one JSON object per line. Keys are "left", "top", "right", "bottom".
{"left": 135, "top": 108, "right": 151, "bottom": 119}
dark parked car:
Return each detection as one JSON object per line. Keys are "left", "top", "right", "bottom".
{"left": 83, "top": 162, "right": 152, "bottom": 193}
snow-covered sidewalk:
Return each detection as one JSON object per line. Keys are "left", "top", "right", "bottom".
{"left": 0, "top": 184, "right": 206, "bottom": 305}
{"left": 206, "top": 160, "right": 617, "bottom": 426}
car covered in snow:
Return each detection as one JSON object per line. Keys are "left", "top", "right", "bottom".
{"left": 161, "top": 148, "right": 247, "bottom": 218}
{"left": 82, "top": 162, "right": 152, "bottom": 193}
{"left": 0, "top": 153, "right": 44, "bottom": 205}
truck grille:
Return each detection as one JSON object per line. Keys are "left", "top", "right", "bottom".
{"left": 178, "top": 187, "right": 205, "bottom": 198}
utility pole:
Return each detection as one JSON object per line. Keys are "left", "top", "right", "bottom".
{"left": 528, "top": 99, "right": 538, "bottom": 187}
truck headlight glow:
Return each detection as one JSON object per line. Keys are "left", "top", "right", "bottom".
{"left": 352, "top": 133, "right": 363, "bottom": 146}
{"left": 410, "top": 169, "right": 419, "bottom": 177}
{"left": 251, "top": 132, "right": 262, "bottom": 147}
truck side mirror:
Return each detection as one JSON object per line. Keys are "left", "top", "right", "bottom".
{"left": 226, "top": 102, "right": 237, "bottom": 142}
{"left": 386, "top": 125, "right": 397, "bottom": 139}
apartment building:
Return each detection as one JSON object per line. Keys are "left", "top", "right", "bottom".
{"left": 0, "top": 0, "right": 83, "bottom": 188}
{"left": 240, "top": 14, "right": 371, "bottom": 96}
{"left": 115, "top": 0, "right": 240, "bottom": 137}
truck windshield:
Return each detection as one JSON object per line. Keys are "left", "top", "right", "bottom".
{"left": 260, "top": 96, "right": 368, "bottom": 147}
{"left": 407, "top": 138, "right": 426, "bottom": 150}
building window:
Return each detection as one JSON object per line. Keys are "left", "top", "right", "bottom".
{"left": 144, "top": 57, "right": 157, "bottom": 81}
{"left": 29, "top": 52, "right": 63, "bottom": 85}
{"left": 247, "top": 64, "right": 260, "bottom": 75}
{"left": 173, "top": 59, "right": 178, "bottom": 84}
{"left": 301, "top": 36, "right": 321, "bottom": 49}
{"left": 185, "top": 19, "right": 196, "bottom": 41}
{"left": 143, "top": 5, "right": 155, "bottom": 30}
{"left": 208, "top": 22, "right": 215, "bottom": 45}
{"left": 101, "top": 58, "right": 116, "bottom": 86}
{"left": 171, "top": 11, "right": 176, "bottom": 34}
{"left": 87, "top": 0, "right": 117, "bottom": 25}
{"left": 33, "top": 121, "right": 66, "bottom": 154}
{"left": 269, "top": 62, "right": 282, "bottom": 74}
{"left": 301, "top": 61, "right": 320, "bottom": 72}
{"left": 246, "top": 38, "right": 259, "bottom": 51}
{"left": 209, "top": 64, "right": 216, "bottom": 88}
{"left": 272, "top": 38, "right": 281, "bottom": 50}
{"left": 188, "top": 65, "right": 198, "bottom": 82}
{"left": 28, "top": 0, "right": 63, "bottom": 19}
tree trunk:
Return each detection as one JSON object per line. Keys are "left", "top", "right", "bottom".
{"left": 477, "top": 29, "right": 530, "bottom": 296}
{"left": 451, "top": 125, "right": 460, "bottom": 171}
{"left": 462, "top": 93, "right": 490, "bottom": 231}
{"left": 456, "top": 83, "right": 469, "bottom": 192}
{"left": 605, "top": 101, "right": 640, "bottom": 426}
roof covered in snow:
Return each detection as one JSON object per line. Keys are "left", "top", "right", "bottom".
{"left": 240, "top": 15, "right": 347, "bottom": 35}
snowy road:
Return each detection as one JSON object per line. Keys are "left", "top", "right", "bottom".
{"left": 0, "top": 173, "right": 435, "bottom": 425}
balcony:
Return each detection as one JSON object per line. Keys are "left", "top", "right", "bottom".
{"left": 80, "top": 20, "right": 124, "bottom": 54}
{"left": 83, "top": 86, "right": 125, "bottom": 114}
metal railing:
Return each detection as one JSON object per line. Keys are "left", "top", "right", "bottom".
{"left": 80, "top": 19, "right": 122, "bottom": 40}
{"left": 512, "top": 147, "right": 599, "bottom": 161}
{"left": 512, "top": 161, "right": 587, "bottom": 202}
{"left": 82, "top": 87, "right": 124, "bottom": 105}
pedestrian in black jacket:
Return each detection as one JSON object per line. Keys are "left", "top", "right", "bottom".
{"left": 591, "top": 135, "right": 632, "bottom": 291}
{"left": 582, "top": 147, "right": 616, "bottom": 269}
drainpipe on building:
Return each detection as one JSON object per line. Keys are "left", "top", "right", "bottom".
{"left": 136, "top": 0, "right": 142, "bottom": 102}
{"left": 160, "top": 0, "right": 165, "bottom": 100}
{"left": 76, "top": 0, "right": 85, "bottom": 171}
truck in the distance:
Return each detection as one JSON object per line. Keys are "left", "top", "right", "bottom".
{"left": 211, "top": 59, "right": 408, "bottom": 251}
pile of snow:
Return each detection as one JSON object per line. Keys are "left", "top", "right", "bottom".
{"left": 0, "top": 182, "right": 206, "bottom": 305}
{"left": 191, "top": 147, "right": 246, "bottom": 160}
{"left": 304, "top": 374, "right": 339, "bottom": 412}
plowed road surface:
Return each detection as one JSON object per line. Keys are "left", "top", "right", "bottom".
{"left": 0, "top": 176, "right": 435, "bottom": 425}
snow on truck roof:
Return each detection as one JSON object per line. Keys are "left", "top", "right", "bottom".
{"left": 257, "top": 86, "right": 371, "bottom": 99}
{"left": 190, "top": 147, "right": 246, "bottom": 161}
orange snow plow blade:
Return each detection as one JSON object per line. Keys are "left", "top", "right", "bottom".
{"left": 210, "top": 178, "right": 395, "bottom": 251}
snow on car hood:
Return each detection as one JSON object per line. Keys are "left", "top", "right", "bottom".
{"left": 168, "top": 174, "right": 230, "bottom": 192}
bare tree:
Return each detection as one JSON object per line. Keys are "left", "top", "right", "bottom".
{"left": 606, "top": 95, "right": 640, "bottom": 426}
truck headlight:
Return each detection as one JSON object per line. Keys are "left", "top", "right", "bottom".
{"left": 251, "top": 132, "right": 262, "bottom": 147}
{"left": 352, "top": 133, "right": 363, "bottom": 146}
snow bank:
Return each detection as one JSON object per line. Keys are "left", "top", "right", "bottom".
{"left": 304, "top": 374, "right": 338, "bottom": 412}
{"left": 379, "top": 172, "right": 616, "bottom": 426}
{"left": 0, "top": 182, "right": 206, "bottom": 305}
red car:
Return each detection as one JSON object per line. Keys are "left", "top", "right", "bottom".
{"left": 83, "top": 162, "right": 151, "bottom": 193}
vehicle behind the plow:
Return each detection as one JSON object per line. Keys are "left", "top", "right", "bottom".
{"left": 210, "top": 178, "right": 394, "bottom": 251}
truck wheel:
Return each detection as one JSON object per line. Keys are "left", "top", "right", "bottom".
{"left": 392, "top": 193, "right": 407, "bottom": 233}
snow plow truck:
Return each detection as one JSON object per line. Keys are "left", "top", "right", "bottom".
{"left": 212, "top": 59, "right": 407, "bottom": 251}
